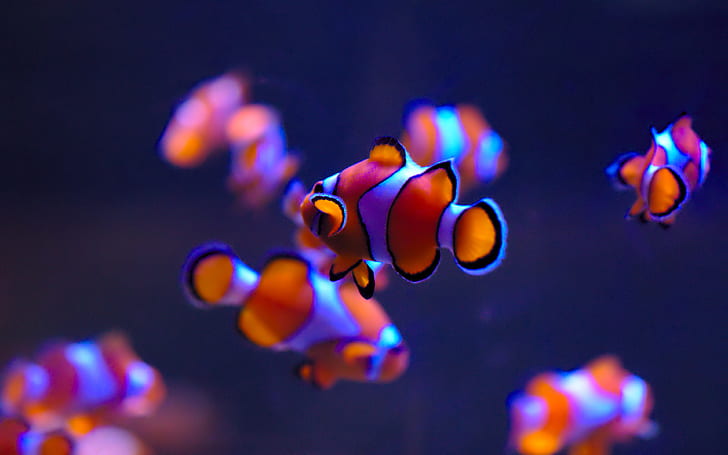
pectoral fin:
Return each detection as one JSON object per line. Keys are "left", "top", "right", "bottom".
{"left": 310, "top": 193, "right": 347, "bottom": 237}
{"left": 647, "top": 167, "right": 687, "bottom": 218}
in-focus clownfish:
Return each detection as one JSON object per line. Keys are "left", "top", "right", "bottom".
{"left": 182, "top": 243, "right": 409, "bottom": 389}
{"left": 0, "top": 416, "right": 74, "bottom": 455}
{"left": 299, "top": 136, "right": 507, "bottom": 299}
{"left": 159, "top": 72, "right": 249, "bottom": 168}
{"left": 225, "top": 104, "right": 300, "bottom": 208}
{"left": 400, "top": 103, "right": 508, "bottom": 193}
{"left": 606, "top": 114, "right": 712, "bottom": 227}
{"left": 1, "top": 333, "right": 166, "bottom": 433}
{"left": 509, "top": 356, "right": 656, "bottom": 455}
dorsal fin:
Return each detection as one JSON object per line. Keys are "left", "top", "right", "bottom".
{"left": 369, "top": 136, "right": 407, "bottom": 166}
{"left": 310, "top": 193, "right": 347, "bottom": 237}
{"left": 423, "top": 159, "right": 458, "bottom": 203}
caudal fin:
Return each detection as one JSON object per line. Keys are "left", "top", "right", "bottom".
{"left": 181, "top": 243, "right": 259, "bottom": 308}
{"left": 440, "top": 198, "right": 507, "bottom": 275}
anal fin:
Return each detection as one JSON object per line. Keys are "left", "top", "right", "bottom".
{"left": 329, "top": 255, "right": 362, "bottom": 281}
{"left": 352, "top": 261, "right": 375, "bottom": 299}
{"left": 340, "top": 341, "right": 378, "bottom": 366}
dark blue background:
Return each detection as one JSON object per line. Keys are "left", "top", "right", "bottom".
{"left": 2, "top": 1, "right": 727, "bottom": 454}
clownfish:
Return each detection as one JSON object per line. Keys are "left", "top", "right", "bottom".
{"left": 509, "top": 356, "right": 656, "bottom": 455}
{"left": 182, "top": 243, "right": 409, "bottom": 390}
{"left": 159, "top": 72, "right": 249, "bottom": 168}
{"left": 225, "top": 104, "right": 300, "bottom": 208}
{"left": 400, "top": 103, "right": 508, "bottom": 193}
{"left": 1, "top": 333, "right": 166, "bottom": 433}
{"left": 606, "top": 114, "right": 712, "bottom": 227}
{"left": 299, "top": 136, "right": 507, "bottom": 299}
{"left": 0, "top": 416, "right": 74, "bottom": 455}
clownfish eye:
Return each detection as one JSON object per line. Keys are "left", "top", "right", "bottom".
{"left": 313, "top": 181, "right": 324, "bottom": 193}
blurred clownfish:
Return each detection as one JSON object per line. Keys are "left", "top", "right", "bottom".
{"left": 225, "top": 104, "right": 300, "bottom": 208}
{"left": 75, "top": 426, "right": 151, "bottom": 455}
{"left": 606, "top": 114, "right": 712, "bottom": 227}
{"left": 0, "top": 416, "right": 74, "bottom": 455}
{"left": 400, "top": 103, "right": 508, "bottom": 193}
{"left": 300, "top": 136, "right": 507, "bottom": 299}
{"left": 182, "top": 243, "right": 409, "bottom": 390}
{"left": 509, "top": 355, "right": 656, "bottom": 455}
{"left": 159, "top": 72, "right": 249, "bottom": 168}
{"left": 1, "top": 333, "right": 166, "bottom": 434}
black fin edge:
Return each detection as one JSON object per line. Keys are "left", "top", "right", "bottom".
{"left": 454, "top": 201, "right": 505, "bottom": 271}
{"left": 353, "top": 263, "right": 376, "bottom": 299}
{"left": 371, "top": 136, "right": 407, "bottom": 160}
{"left": 182, "top": 243, "right": 237, "bottom": 304}
{"left": 393, "top": 248, "right": 441, "bottom": 283}
{"left": 329, "top": 259, "right": 362, "bottom": 282}
{"left": 310, "top": 193, "right": 347, "bottom": 236}
{"left": 423, "top": 159, "right": 458, "bottom": 202}
{"left": 650, "top": 168, "right": 688, "bottom": 218}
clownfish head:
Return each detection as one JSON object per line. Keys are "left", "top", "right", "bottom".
{"left": 300, "top": 179, "right": 348, "bottom": 240}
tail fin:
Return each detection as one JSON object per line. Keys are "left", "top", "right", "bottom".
{"left": 181, "top": 243, "right": 258, "bottom": 308}
{"left": 439, "top": 198, "right": 507, "bottom": 275}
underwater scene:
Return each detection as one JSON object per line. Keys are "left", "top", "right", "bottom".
{"left": 2, "top": 1, "right": 727, "bottom": 454}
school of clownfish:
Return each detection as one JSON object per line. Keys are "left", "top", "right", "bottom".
{"left": 0, "top": 333, "right": 163, "bottom": 454}
{"left": 1, "top": 71, "right": 713, "bottom": 455}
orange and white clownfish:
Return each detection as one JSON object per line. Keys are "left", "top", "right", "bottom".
{"left": 181, "top": 243, "right": 409, "bottom": 390}
{"left": 282, "top": 179, "right": 390, "bottom": 294}
{"left": 508, "top": 356, "right": 656, "bottom": 455}
{"left": 225, "top": 104, "right": 300, "bottom": 209}
{"left": 0, "top": 416, "right": 74, "bottom": 455}
{"left": 159, "top": 72, "right": 249, "bottom": 168}
{"left": 400, "top": 102, "right": 508, "bottom": 193}
{"left": 1, "top": 333, "right": 166, "bottom": 433}
{"left": 606, "top": 114, "right": 712, "bottom": 227}
{"left": 299, "top": 136, "right": 507, "bottom": 299}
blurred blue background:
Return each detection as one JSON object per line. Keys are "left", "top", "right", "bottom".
{"left": 2, "top": 1, "right": 727, "bottom": 454}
